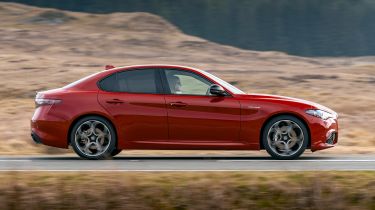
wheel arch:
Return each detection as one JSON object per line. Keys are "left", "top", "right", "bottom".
{"left": 259, "top": 112, "right": 311, "bottom": 149}
{"left": 67, "top": 113, "right": 118, "bottom": 147}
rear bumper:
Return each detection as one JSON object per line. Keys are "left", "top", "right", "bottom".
{"left": 31, "top": 104, "right": 70, "bottom": 148}
{"left": 30, "top": 119, "right": 69, "bottom": 149}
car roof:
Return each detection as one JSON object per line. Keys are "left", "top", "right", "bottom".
{"left": 105, "top": 64, "right": 201, "bottom": 73}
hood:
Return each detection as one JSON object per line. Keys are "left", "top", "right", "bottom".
{"left": 242, "top": 93, "right": 337, "bottom": 115}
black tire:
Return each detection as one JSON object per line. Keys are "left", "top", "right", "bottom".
{"left": 70, "top": 116, "right": 117, "bottom": 160}
{"left": 262, "top": 115, "right": 308, "bottom": 160}
{"left": 111, "top": 149, "right": 122, "bottom": 157}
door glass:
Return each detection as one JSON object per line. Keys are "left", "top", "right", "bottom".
{"left": 165, "top": 70, "right": 212, "bottom": 95}
{"left": 117, "top": 70, "right": 157, "bottom": 93}
{"left": 99, "top": 73, "right": 117, "bottom": 92}
{"left": 99, "top": 69, "right": 158, "bottom": 94}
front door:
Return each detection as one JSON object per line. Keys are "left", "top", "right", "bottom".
{"left": 161, "top": 69, "right": 241, "bottom": 143}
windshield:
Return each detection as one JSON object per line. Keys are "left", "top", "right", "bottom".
{"left": 198, "top": 69, "right": 245, "bottom": 94}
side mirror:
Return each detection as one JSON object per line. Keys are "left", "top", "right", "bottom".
{"left": 209, "top": 84, "right": 226, "bottom": 96}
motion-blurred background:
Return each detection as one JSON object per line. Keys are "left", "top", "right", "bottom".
{"left": 0, "top": 1, "right": 374, "bottom": 210}
{"left": 6, "top": 0, "right": 375, "bottom": 56}
{"left": 0, "top": 0, "right": 374, "bottom": 154}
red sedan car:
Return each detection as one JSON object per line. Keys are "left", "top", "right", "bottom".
{"left": 31, "top": 65, "right": 338, "bottom": 159}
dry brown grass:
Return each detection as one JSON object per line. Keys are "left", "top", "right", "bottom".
{"left": 0, "top": 2, "right": 374, "bottom": 155}
{"left": 0, "top": 172, "right": 374, "bottom": 210}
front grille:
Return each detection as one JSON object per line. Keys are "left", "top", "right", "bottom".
{"left": 326, "top": 132, "right": 336, "bottom": 144}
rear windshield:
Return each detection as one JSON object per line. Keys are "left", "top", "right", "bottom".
{"left": 63, "top": 72, "right": 102, "bottom": 89}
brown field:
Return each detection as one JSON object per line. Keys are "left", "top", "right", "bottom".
{"left": 0, "top": 3, "right": 374, "bottom": 155}
{"left": 0, "top": 171, "right": 374, "bottom": 209}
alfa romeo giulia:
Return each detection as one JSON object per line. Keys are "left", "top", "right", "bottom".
{"left": 31, "top": 65, "right": 338, "bottom": 159}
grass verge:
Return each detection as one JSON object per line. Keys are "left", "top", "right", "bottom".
{"left": 0, "top": 171, "right": 374, "bottom": 209}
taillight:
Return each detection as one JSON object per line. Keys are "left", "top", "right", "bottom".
{"left": 35, "top": 98, "right": 62, "bottom": 108}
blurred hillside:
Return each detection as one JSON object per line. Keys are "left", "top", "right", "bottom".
{"left": 3, "top": 0, "right": 375, "bottom": 56}
{"left": 0, "top": 2, "right": 374, "bottom": 154}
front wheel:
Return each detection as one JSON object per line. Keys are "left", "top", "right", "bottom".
{"left": 262, "top": 115, "right": 308, "bottom": 160}
{"left": 111, "top": 149, "right": 122, "bottom": 157}
{"left": 70, "top": 116, "right": 117, "bottom": 160}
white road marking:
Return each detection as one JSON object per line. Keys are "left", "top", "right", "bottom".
{"left": 0, "top": 160, "right": 31, "bottom": 162}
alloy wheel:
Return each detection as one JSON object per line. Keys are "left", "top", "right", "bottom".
{"left": 266, "top": 120, "right": 305, "bottom": 157}
{"left": 74, "top": 120, "right": 112, "bottom": 157}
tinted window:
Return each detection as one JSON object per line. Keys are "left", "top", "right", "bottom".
{"left": 99, "top": 69, "right": 158, "bottom": 94}
{"left": 117, "top": 69, "right": 157, "bottom": 93}
{"left": 99, "top": 73, "right": 117, "bottom": 92}
{"left": 165, "top": 69, "right": 212, "bottom": 95}
{"left": 64, "top": 71, "right": 102, "bottom": 89}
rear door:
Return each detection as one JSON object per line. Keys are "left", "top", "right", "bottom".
{"left": 97, "top": 68, "right": 168, "bottom": 145}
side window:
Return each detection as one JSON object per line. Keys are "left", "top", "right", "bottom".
{"left": 99, "top": 69, "right": 158, "bottom": 94}
{"left": 117, "top": 69, "right": 158, "bottom": 93}
{"left": 99, "top": 73, "right": 117, "bottom": 92}
{"left": 165, "top": 69, "right": 212, "bottom": 95}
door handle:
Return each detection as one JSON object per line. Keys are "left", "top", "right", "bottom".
{"left": 170, "top": 102, "right": 187, "bottom": 107}
{"left": 106, "top": 99, "right": 124, "bottom": 104}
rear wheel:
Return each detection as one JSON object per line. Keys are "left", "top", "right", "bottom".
{"left": 262, "top": 115, "right": 308, "bottom": 160}
{"left": 70, "top": 116, "right": 117, "bottom": 160}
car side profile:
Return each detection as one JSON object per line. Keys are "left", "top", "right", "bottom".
{"left": 31, "top": 65, "right": 338, "bottom": 159}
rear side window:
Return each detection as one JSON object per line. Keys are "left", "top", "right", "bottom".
{"left": 99, "top": 69, "right": 159, "bottom": 94}
{"left": 99, "top": 73, "right": 117, "bottom": 91}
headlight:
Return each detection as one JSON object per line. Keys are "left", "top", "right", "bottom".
{"left": 305, "top": 109, "right": 334, "bottom": 120}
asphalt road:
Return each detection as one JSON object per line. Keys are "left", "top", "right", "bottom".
{"left": 0, "top": 155, "right": 374, "bottom": 171}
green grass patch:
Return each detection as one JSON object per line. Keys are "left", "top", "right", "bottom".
{"left": 0, "top": 171, "right": 373, "bottom": 209}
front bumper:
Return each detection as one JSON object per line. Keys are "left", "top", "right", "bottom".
{"left": 31, "top": 131, "right": 42, "bottom": 144}
{"left": 326, "top": 131, "right": 337, "bottom": 145}
{"left": 310, "top": 117, "right": 339, "bottom": 152}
